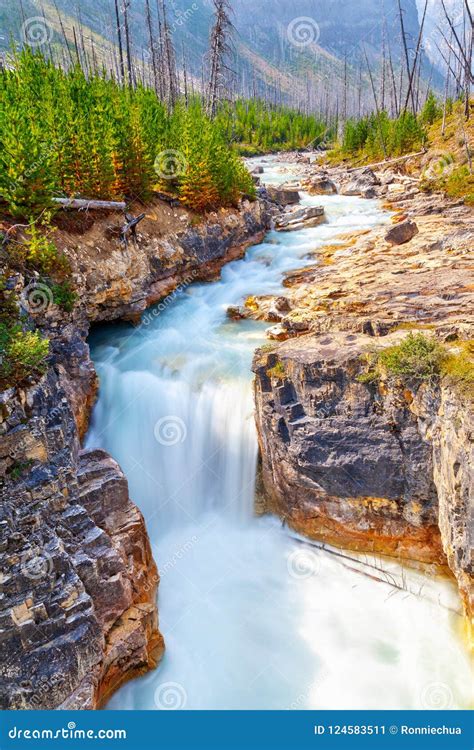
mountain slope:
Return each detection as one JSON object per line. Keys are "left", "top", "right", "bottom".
{"left": 1, "top": 0, "right": 437, "bottom": 113}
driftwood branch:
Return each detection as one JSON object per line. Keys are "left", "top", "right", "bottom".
{"left": 121, "top": 212, "right": 146, "bottom": 246}
{"left": 53, "top": 198, "right": 127, "bottom": 211}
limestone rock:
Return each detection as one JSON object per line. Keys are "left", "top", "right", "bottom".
{"left": 304, "top": 175, "right": 338, "bottom": 195}
{"left": 253, "top": 332, "right": 445, "bottom": 565}
{"left": 275, "top": 205, "right": 325, "bottom": 232}
{"left": 385, "top": 220, "right": 419, "bottom": 245}
{"left": 340, "top": 167, "right": 381, "bottom": 196}
{"left": 267, "top": 187, "right": 301, "bottom": 206}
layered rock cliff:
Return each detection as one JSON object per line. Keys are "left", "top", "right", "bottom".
{"left": 254, "top": 334, "right": 473, "bottom": 625}
{"left": 0, "top": 197, "right": 271, "bottom": 709}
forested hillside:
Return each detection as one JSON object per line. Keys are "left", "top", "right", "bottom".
{"left": 0, "top": 0, "right": 434, "bottom": 113}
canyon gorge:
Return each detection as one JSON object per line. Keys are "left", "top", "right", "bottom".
{"left": 1, "top": 155, "right": 472, "bottom": 711}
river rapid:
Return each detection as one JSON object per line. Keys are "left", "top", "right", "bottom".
{"left": 86, "top": 156, "right": 472, "bottom": 710}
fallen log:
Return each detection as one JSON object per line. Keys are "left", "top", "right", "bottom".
{"left": 347, "top": 149, "right": 426, "bottom": 173}
{"left": 53, "top": 198, "right": 127, "bottom": 211}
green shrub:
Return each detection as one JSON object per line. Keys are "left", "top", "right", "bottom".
{"left": 51, "top": 281, "right": 77, "bottom": 312}
{"left": 441, "top": 341, "right": 474, "bottom": 396}
{"left": 420, "top": 92, "right": 442, "bottom": 126}
{"left": 0, "top": 324, "right": 50, "bottom": 389}
{"left": 9, "top": 459, "right": 34, "bottom": 481}
{"left": 358, "top": 334, "right": 446, "bottom": 386}
{"left": 266, "top": 361, "right": 286, "bottom": 379}
{"left": 378, "top": 333, "right": 445, "bottom": 381}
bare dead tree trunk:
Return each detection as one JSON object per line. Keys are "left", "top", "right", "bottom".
{"left": 387, "top": 37, "right": 399, "bottom": 117}
{"left": 441, "top": 0, "right": 473, "bottom": 120}
{"left": 380, "top": 24, "right": 386, "bottom": 112}
{"left": 52, "top": 0, "right": 74, "bottom": 66}
{"left": 160, "top": 0, "right": 178, "bottom": 108}
{"left": 155, "top": 2, "right": 165, "bottom": 101}
{"left": 441, "top": 34, "right": 453, "bottom": 136}
{"left": 207, "top": 0, "right": 234, "bottom": 118}
{"left": 343, "top": 52, "right": 348, "bottom": 123}
{"left": 357, "top": 63, "right": 363, "bottom": 119}
{"left": 77, "top": 8, "right": 89, "bottom": 77}
{"left": 363, "top": 45, "right": 387, "bottom": 158}
{"left": 123, "top": 0, "right": 134, "bottom": 87}
{"left": 114, "top": 0, "right": 125, "bottom": 84}
{"left": 90, "top": 34, "right": 98, "bottom": 74}
{"left": 403, "top": 0, "right": 428, "bottom": 114}
{"left": 397, "top": 0, "right": 416, "bottom": 113}
{"left": 145, "top": 0, "right": 159, "bottom": 94}
{"left": 72, "top": 27, "right": 81, "bottom": 66}
{"left": 182, "top": 42, "right": 189, "bottom": 106}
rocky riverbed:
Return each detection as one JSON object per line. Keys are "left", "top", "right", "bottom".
{"left": 249, "top": 153, "right": 473, "bottom": 640}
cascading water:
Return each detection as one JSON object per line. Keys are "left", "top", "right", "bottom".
{"left": 86, "top": 157, "right": 472, "bottom": 710}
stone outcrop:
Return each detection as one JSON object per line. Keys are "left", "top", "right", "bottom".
{"left": 266, "top": 187, "right": 300, "bottom": 206}
{"left": 431, "top": 385, "right": 473, "bottom": 629}
{"left": 303, "top": 174, "right": 338, "bottom": 195}
{"left": 0, "top": 374, "right": 163, "bottom": 710}
{"left": 1, "top": 195, "right": 271, "bottom": 709}
{"left": 254, "top": 333, "right": 439, "bottom": 562}
{"left": 339, "top": 167, "right": 381, "bottom": 197}
{"left": 54, "top": 198, "right": 269, "bottom": 324}
{"left": 275, "top": 205, "right": 325, "bottom": 232}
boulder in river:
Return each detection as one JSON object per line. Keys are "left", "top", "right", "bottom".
{"left": 267, "top": 187, "right": 301, "bottom": 206}
{"left": 275, "top": 205, "right": 325, "bottom": 232}
{"left": 305, "top": 175, "right": 338, "bottom": 195}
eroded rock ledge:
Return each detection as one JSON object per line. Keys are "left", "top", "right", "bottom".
{"left": 1, "top": 197, "right": 271, "bottom": 709}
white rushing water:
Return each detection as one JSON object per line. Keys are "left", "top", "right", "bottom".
{"left": 87, "top": 157, "right": 472, "bottom": 710}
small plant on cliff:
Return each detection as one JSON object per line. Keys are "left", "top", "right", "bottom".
{"left": 51, "top": 281, "right": 77, "bottom": 313}
{"left": 0, "top": 275, "right": 50, "bottom": 389}
{"left": 266, "top": 360, "right": 286, "bottom": 380}
{"left": 378, "top": 334, "right": 445, "bottom": 381}
{"left": 0, "top": 323, "right": 50, "bottom": 389}
{"left": 441, "top": 341, "right": 474, "bottom": 397}
{"left": 358, "top": 334, "right": 446, "bottom": 386}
